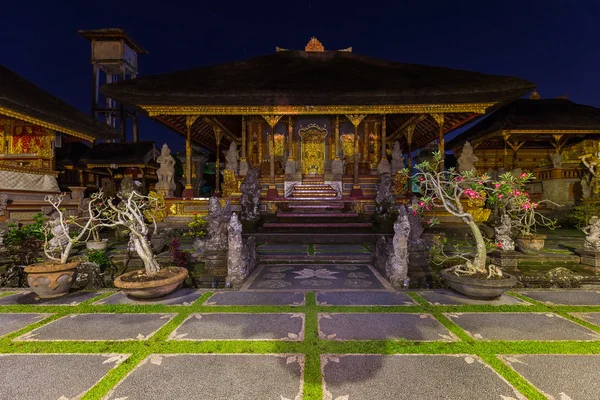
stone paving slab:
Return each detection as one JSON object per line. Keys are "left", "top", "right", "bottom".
{"left": 106, "top": 354, "right": 303, "bottom": 400}
{"left": 314, "top": 244, "right": 370, "bottom": 253}
{"left": 204, "top": 291, "right": 304, "bottom": 306}
{"left": 322, "top": 354, "right": 524, "bottom": 400}
{"left": 500, "top": 354, "right": 600, "bottom": 400}
{"left": 168, "top": 313, "right": 304, "bottom": 341}
{"left": 318, "top": 313, "right": 456, "bottom": 341}
{"left": 0, "top": 313, "right": 53, "bottom": 338}
{"left": 418, "top": 289, "right": 530, "bottom": 306}
{"left": 0, "top": 291, "right": 101, "bottom": 306}
{"left": 94, "top": 289, "right": 203, "bottom": 306}
{"left": 446, "top": 312, "right": 600, "bottom": 341}
{"left": 520, "top": 290, "right": 600, "bottom": 305}
{"left": 245, "top": 264, "right": 388, "bottom": 291}
{"left": 316, "top": 291, "right": 416, "bottom": 306}
{"left": 0, "top": 353, "right": 128, "bottom": 400}
{"left": 15, "top": 313, "right": 175, "bottom": 341}
{"left": 570, "top": 312, "right": 600, "bottom": 328}
{"left": 257, "top": 244, "right": 308, "bottom": 251}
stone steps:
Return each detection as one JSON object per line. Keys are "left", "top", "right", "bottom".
{"left": 288, "top": 202, "right": 345, "bottom": 209}
{"left": 263, "top": 222, "right": 373, "bottom": 229}
{"left": 276, "top": 212, "right": 359, "bottom": 218}
{"left": 258, "top": 254, "right": 373, "bottom": 263}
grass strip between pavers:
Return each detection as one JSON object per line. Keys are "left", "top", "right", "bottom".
{"left": 4, "top": 290, "right": 600, "bottom": 399}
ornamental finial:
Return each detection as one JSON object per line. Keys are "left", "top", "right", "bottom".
{"left": 305, "top": 37, "right": 325, "bottom": 52}
{"left": 529, "top": 90, "right": 541, "bottom": 100}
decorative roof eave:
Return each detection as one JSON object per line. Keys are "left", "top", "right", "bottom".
{"left": 0, "top": 106, "right": 97, "bottom": 142}
{"left": 467, "top": 128, "right": 600, "bottom": 148}
{"left": 140, "top": 103, "right": 496, "bottom": 117}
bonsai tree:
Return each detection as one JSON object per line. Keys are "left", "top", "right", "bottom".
{"left": 409, "top": 152, "right": 502, "bottom": 278}
{"left": 42, "top": 193, "right": 108, "bottom": 264}
{"left": 96, "top": 190, "right": 164, "bottom": 276}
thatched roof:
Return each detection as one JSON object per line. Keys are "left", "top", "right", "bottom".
{"left": 0, "top": 65, "right": 120, "bottom": 141}
{"left": 448, "top": 99, "right": 600, "bottom": 150}
{"left": 102, "top": 50, "right": 534, "bottom": 106}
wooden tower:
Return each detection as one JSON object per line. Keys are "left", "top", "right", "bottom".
{"left": 79, "top": 28, "right": 147, "bottom": 142}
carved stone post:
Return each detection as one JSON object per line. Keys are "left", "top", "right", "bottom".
{"left": 214, "top": 127, "right": 223, "bottom": 196}
{"left": 377, "top": 115, "right": 391, "bottom": 174}
{"left": 347, "top": 114, "right": 366, "bottom": 197}
{"left": 239, "top": 116, "right": 249, "bottom": 176}
{"left": 263, "top": 115, "right": 282, "bottom": 198}
{"left": 183, "top": 115, "right": 199, "bottom": 199}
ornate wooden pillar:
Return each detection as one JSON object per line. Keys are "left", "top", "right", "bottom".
{"left": 258, "top": 120, "right": 263, "bottom": 163}
{"left": 263, "top": 115, "right": 282, "bottom": 198}
{"left": 347, "top": 114, "right": 366, "bottom": 197}
{"left": 431, "top": 113, "right": 445, "bottom": 171}
{"left": 406, "top": 124, "right": 415, "bottom": 186}
{"left": 239, "top": 116, "right": 248, "bottom": 175}
{"left": 213, "top": 127, "right": 223, "bottom": 196}
{"left": 334, "top": 115, "right": 340, "bottom": 159}
{"left": 182, "top": 115, "right": 199, "bottom": 199}
{"left": 288, "top": 116, "right": 294, "bottom": 159}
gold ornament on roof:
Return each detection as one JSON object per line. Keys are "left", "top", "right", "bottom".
{"left": 529, "top": 91, "right": 541, "bottom": 100}
{"left": 305, "top": 37, "right": 325, "bottom": 52}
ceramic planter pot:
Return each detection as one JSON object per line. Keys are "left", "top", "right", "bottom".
{"left": 24, "top": 261, "right": 80, "bottom": 298}
{"left": 114, "top": 266, "right": 188, "bottom": 299}
{"left": 516, "top": 235, "right": 546, "bottom": 255}
{"left": 86, "top": 239, "right": 108, "bottom": 251}
{"left": 440, "top": 267, "right": 518, "bottom": 300}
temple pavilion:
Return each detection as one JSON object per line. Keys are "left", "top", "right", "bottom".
{"left": 102, "top": 37, "right": 535, "bottom": 225}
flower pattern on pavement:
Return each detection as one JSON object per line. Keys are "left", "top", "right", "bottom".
{"left": 292, "top": 268, "right": 339, "bottom": 280}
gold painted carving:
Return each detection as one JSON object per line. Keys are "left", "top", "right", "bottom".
{"left": 222, "top": 169, "right": 241, "bottom": 198}
{"left": 392, "top": 172, "right": 408, "bottom": 195}
{"left": 340, "top": 134, "right": 355, "bottom": 159}
{"left": 262, "top": 115, "right": 282, "bottom": 128}
{"left": 267, "top": 202, "right": 278, "bottom": 214}
{"left": 274, "top": 134, "right": 285, "bottom": 157}
{"left": 305, "top": 37, "right": 325, "bottom": 52}
{"left": 143, "top": 191, "right": 166, "bottom": 223}
{"left": 346, "top": 114, "right": 366, "bottom": 127}
{"left": 299, "top": 124, "right": 328, "bottom": 175}
{"left": 142, "top": 103, "right": 495, "bottom": 117}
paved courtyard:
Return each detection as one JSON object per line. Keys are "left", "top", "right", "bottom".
{"left": 1, "top": 286, "right": 600, "bottom": 399}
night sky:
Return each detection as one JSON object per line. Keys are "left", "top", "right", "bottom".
{"left": 1, "top": 1, "right": 598, "bottom": 152}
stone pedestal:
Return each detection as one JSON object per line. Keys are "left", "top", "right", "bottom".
{"left": 239, "top": 160, "right": 249, "bottom": 176}
{"left": 579, "top": 249, "right": 600, "bottom": 267}
{"left": 377, "top": 159, "right": 391, "bottom": 174}
{"left": 331, "top": 159, "right": 344, "bottom": 175}
{"left": 489, "top": 250, "right": 519, "bottom": 268}
{"left": 285, "top": 159, "right": 296, "bottom": 174}
{"left": 155, "top": 183, "right": 176, "bottom": 198}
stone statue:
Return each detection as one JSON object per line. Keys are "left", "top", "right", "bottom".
{"left": 581, "top": 176, "right": 592, "bottom": 199}
{"left": 405, "top": 199, "right": 427, "bottom": 251}
{"left": 193, "top": 197, "right": 232, "bottom": 254}
{"left": 375, "top": 173, "right": 396, "bottom": 215}
{"left": 583, "top": 216, "right": 600, "bottom": 252}
{"left": 457, "top": 141, "right": 478, "bottom": 173}
{"left": 156, "top": 144, "right": 176, "bottom": 197}
{"left": 118, "top": 176, "right": 138, "bottom": 197}
{"left": 494, "top": 213, "right": 515, "bottom": 251}
{"left": 47, "top": 218, "right": 69, "bottom": 253}
{"left": 224, "top": 142, "right": 239, "bottom": 172}
{"left": 240, "top": 168, "right": 261, "bottom": 221}
{"left": 550, "top": 153, "right": 563, "bottom": 169}
{"left": 385, "top": 212, "right": 410, "bottom": 287}
{"left": 580, "top": 152, "right": 600, "bottom": 197}
{"left": 391, "top": 141, "right": 405, "bottom": 174}
{"left": 227, "top": 213, "right": 249, "bottom": 285}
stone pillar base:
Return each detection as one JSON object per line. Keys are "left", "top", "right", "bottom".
{"left": 377, "top": 159, "right": 391, "bottom": 174}
{"left": 156, "top": 187, "right": 175, "bottom": 198}
{"left": 580, "top": 249, "right": 600, "bottom": 267}
{"left": 489, "top": 250, "right": 519, "bottom": 268}
{"left": 331, "top": 159, "right": 344, "bottom": 175}
{"left": 285, "top": 159, "right": 296, "bottom": 174}
{"left": 350, "top": 185, "right": 363, "bottom": 198}
{"left": 239, "top": 160, "right": 249, "bottom": 176}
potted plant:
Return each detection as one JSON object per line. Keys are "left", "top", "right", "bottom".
{"left": 85, "top": 219, "right": 108, "bottom": 251}
{"left": 410, "top": 152, "right": 517, "bottom": 299}
{"left": 491, "top": 172, "right": 560, "bottom": 254}
{"left": 25, "top": 193, "right": 106, "bottom": 298}
{"left": 97, "top": 190, "right": 188, "bottom": 299}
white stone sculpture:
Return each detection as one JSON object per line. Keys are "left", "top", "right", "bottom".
{"left": 375, "top": 173, "right": 395, "bottom": 215}
{"left": 550, "top": 153, "right": 563, "bottom": 169}
{"left": 227, "top": 213, "right": 249, "bottom": 285}
{"left": 494, "top": 213, "right": 515, "bottom": 251}
{"left": 457, "top": 141, "right": 478, "bottom": 173}
{"left": 193, "top": 197, "right": 232, "bottom": 254}
{"left": 156, "top": 143, "right": 176, "bottom": 197}
{"left": 240, "top": 168, "right": 261, "bottom": 221}
{"left": 224, "top": 142, "right": 239, "bottom": 172}
{"left": 385, "top": 212, "right": 410, "bottom": 287}
{"left": 583, "top": 216, "right": 600, "bottom": 252}
{"left": 391, "top": 141, "right": 405, "bottom": 174}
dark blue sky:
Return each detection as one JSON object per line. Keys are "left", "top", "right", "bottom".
{"left": 1, "top": 1, "right": 598, "bottom": 151}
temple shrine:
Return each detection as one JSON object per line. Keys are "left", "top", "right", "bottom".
{"left": 101, "top": 36, "right": 538, "bottom": 228}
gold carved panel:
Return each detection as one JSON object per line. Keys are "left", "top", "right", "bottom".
{"left": 274, "top": 134, "right": 285, "bottom": 157}
{"left": 299, "top": 124, "right": 327, "bottom": 175}
{"left": 340, "top": 134, "right": 355, "bottom": 159}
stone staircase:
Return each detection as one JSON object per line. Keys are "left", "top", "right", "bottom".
{"left": 262, "top": 175, "right": 373, "bottom": 231}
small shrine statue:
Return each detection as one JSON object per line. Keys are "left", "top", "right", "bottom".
{"left": 457, "top": 141, "right": 478, "bottom": 173}
{"left": 550, "top": 153, "right": 563, "bottom": 169}
{"left": 224, "top": 142, "right": 239, "bottom": 172}
{"left": 391, "top": 141, "right": 405, "bottom": 174}
{"left": 375, "top": 173, "right": 396, "bottom": 215}
{"left": 494, "top": 213, "right": 515, "bottom": 251}
{"left": 580, "top": 152, "right": 600, "bottom": 197}
{"left": 583, "top": 216, "right": 600, "bottom": 252}
{"left": 155, "top": 143, "right": 176, "bottom": 197}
